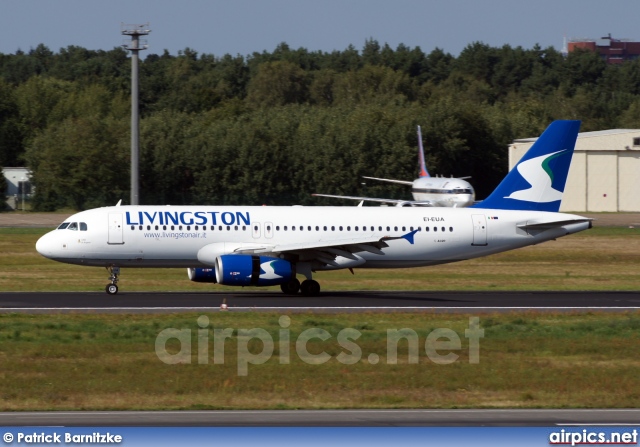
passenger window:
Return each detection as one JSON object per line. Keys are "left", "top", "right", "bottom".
{"left": 425, "top": 227, "right": 429, "bottom": 232}
{"left": 449, "top": 227, "right": 453, "bottom": 232}
{"left": 434, "top": 227, "right": 438, "bottom": 232}
{"left": 80, "top": 222, "right": 88, "bottom": 231}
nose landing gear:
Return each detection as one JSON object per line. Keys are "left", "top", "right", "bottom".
{"left": 105, "top": 266, "right": 120, "bottom": 295}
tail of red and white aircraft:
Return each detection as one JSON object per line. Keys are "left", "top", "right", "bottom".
{"left": 417, "top": 125, "right": 430, "bottom": 178}
{"left": 313, "top": 125, "right": 474, "bottom": 207}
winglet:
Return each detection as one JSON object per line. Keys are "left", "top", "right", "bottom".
{"left": 471, "top": 120, "right": 580, "bottom": 212}
{"left": 417, "top": 125, "right": 430, "bottom": 178}
{"left": 401, "top": 229, "right": 419, "bottom": 245}
{"left": 115, "top": 199, "right": 122, "bottom": 206}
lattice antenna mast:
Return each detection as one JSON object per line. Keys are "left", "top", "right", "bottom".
{"left": 121, "top": 23, "right": 150, "bottom": 205}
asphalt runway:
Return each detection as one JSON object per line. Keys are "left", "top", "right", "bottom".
{"left": 1, "top": 409, "right": 640, "bottom": 426}
{"left": 0, "top": 290, "right": 639, "bottom": 313}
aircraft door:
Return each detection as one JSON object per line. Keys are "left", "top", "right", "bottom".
{"left": 108, "top": 213, "right": 124, "bottom": 245}
{"left": 471, "top": 214, "right": 488, "bottom": 246}
{"left": 252, "top": 222, "right": 261, "bottom": 239}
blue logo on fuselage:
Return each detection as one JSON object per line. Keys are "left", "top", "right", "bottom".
{"left": 125, "top": 211, "right": 251, "bottom": 226}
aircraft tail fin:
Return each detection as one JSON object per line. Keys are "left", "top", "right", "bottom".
{"left": 471, "top": 120, "right": 581, "bottom": 212}
{"left": 417, "top": 125, "right": 430, "bottom": 178}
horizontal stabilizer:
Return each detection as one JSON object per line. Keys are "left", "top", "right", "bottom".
{"left": 517, "top": 218, "right": 593, "bottom": 231}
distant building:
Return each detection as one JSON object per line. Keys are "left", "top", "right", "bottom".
{"left": 509, "top": 129, "right": 640, "bottom": 212}
{"left": 568, "top": 34, "right": 640, "bottom": 64}
{"left": 2, "top": 167, "right": 31, "bottom": 210}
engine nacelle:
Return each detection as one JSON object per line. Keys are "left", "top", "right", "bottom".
{"left": 215, "top": 255, "right": 294, "bottom": 287}
{"left": 187, "top": 267, "right": 217, "bottom": 283}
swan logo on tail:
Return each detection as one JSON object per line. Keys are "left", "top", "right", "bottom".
{"left": 504, "top": 150, "right": 567, "bottom": 203}
{"left": 471, "top": 120, "right": 580, "bottom": 212}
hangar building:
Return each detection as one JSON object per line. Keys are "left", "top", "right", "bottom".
{"left": 509, "top": 129, "right": 640, "bottom": 212}
{"left": 2, "top": 167, "right": 31, "bottom": 210}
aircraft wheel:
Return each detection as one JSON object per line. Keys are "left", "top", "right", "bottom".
{"left": 300, "top": 279, "right": 320, "bottom": 297}
{"left": 106, "top": 284, "right": 119, "bottom": 295}
{"left": 280, "top": 278, "right": 300, "bottom": 295}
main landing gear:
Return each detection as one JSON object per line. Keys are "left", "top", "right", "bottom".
{"left": 280, "top": 278, "right": 321, "bottom": 296}
{"left": 300, "top": 279, "right": 320, "bottom": 296}
{"left": 105, "top": 266, "right": 120, "bottom": 295}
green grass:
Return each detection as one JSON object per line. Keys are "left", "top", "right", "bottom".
{"left": 1, "top": 312, "right": 640, "bottom": 410}
{"left": 1, "top": 226, "right": 638, "bottom": 292}
{"left": 1, "top": 227, "right": 639, "bottom": 410}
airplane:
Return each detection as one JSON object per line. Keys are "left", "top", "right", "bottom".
{"left": 36, "top": 120, "right": 590, "bottom": 297}
{"left": 313, "top": 125, "right": 476, "bottom": 207}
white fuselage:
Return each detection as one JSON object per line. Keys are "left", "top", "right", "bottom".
{"left": 411, "top": 177, "right": 475, "bottom": 207}
{"left": 36, "top": 205, "right": 589, "bottom": 269}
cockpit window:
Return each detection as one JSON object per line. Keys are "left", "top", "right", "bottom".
{"left": 80, "top": 222, "right": 87, "bottom": 231}
{"left": 67, "top": 222, "right": 78, "bottom": 231}
{"left": 57, "top": 222, "right": 70, "bottom": 230}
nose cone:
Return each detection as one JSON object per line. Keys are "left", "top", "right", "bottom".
{"left": 36, "top": 231, "right": 57, "bottom": 259}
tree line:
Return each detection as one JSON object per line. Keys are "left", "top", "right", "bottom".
{"left": 1, "top": 40, "right": 640, "bottom": 210}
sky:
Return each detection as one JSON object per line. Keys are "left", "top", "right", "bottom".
{"left": 1, "top": 0, "right": 639, "bottom": 58}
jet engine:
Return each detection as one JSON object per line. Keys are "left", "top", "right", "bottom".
{"left": 187, "top": 267, "right": 217, "bottom": 283}
{"left": 215, "top": 255, "right": 294, "bottom": 286}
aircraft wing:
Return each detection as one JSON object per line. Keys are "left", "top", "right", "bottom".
{"left": 251, "top": 232, "right": 418, "bottom": 267}
{"left": 312, "top": 193, "right": 435, "bottom": 207}
{"left": 362, "top": 176, "right": 414, "bottom": 186}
